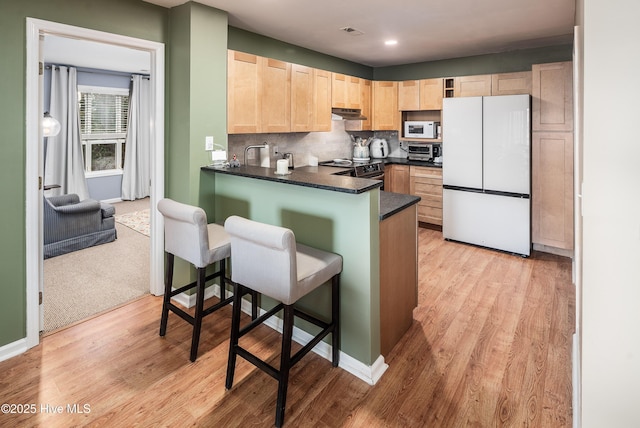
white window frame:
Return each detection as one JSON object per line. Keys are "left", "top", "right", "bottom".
{"left": 78, "top": 85, "right": 130, "bottom": 178}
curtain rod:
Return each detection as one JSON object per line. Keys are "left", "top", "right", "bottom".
{"left": 45, "top": 64, "right": 150, "bottom": 79}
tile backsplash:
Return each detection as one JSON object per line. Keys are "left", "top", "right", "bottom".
{"left": 227, "top": 120, "right": 404, "bottom": 168}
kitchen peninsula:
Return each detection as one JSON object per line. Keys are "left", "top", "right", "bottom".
{"left": 201, "top": 164, "right": 419, "bottom": 383}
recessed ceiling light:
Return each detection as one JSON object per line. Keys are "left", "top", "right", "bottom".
{"left": 385, "top": 40, "right": 398, "bottom": 46}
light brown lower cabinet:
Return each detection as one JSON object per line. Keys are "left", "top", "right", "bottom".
{"left": 384, "top": 164, "right": 410, "bottom": 194}
{"left": 410, "top": 166, "right": 443, "bottom": 226}
{"left": 532, "top": 131, "right": 574, "bottom": 250}
{"left": 380, "top": 204, "right": 418, "bottom": 356}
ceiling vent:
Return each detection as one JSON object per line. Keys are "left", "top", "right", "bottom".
{"left": 340, "top": 27, "right": 364, "bottom": 36}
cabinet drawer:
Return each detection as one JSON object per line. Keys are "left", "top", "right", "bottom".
{"left": 416, "top": 193, "right": 442, "bottom": 207}
{"left": 410, "top": 166, "right": 442, "bottom": 179}
{"left": 417, "top": 205, "right": 442, "bottom": 224}
{"left": 412, "top": 181, "right": 442, "bottom": 195}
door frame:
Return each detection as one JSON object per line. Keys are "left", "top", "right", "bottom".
{"left": 25, "top": 18, "right": 165, "bottom": 348}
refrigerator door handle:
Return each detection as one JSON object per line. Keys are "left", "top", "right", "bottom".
{"left": 444, "top": 184, "right": 530, "bottom": 199}
{"left": 483, "top": 189, "right": 530, "bottom": 199}
{"left": 442, "top": 184, "right": 484, "bottom": 193}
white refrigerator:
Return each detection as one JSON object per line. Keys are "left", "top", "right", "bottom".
{"left": 442, "top": 94, "right": 531, "bottom": 256}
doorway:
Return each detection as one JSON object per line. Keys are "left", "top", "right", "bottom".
{"left": 25, "top": 18, "right": 165, "bottom": 349}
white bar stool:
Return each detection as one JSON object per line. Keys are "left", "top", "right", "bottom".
{"left": 157, "top": 199, "right": 257, "bottom": 362}
{"left": 224, "top": 215, "right": 342, "bottom": 427}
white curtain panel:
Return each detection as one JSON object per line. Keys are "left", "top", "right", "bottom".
{"left": 44, "top": 66, "right": 89, "bottom": 200}
{"left": 121, "top": 75, "right": 151, "bottom": 200}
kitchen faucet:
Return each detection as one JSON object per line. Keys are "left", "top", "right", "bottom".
{"left": 244, "top": 142, "right": 269, "bottom": 166}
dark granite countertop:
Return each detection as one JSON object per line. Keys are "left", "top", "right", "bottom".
{"left": 379, "top": 191, "right": 420, "bottom": 220}
{"left": 201, "top": 164, "right": 382, "bottom": 194}
{"left": 383, "top": 156, "right": 442, "bottom": 169}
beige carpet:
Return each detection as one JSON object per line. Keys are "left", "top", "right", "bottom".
{"left": 43, "top": 198, "right": 151, "bottom": 333}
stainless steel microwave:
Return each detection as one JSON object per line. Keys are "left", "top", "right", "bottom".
{"left": 404, "top": 121, "right": 439, "bottom": 139}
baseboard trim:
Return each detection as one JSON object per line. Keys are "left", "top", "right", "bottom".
{"left": 172, "top": 288, "right": 389, "bottom": 385}
{"left": 532, "top": 243, "right": 574, "bottom": 258}
{"left": 572, "top": 333, "right": 581, "bottom": 428}
{"left": 245, "top": 299, "right": 388, "bottom": 386}
{"left": 0, "top": 338, "right": 28, "bottom": 363}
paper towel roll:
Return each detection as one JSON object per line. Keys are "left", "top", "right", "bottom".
{"left": 260, "top": 144, "right": 270, "bottom": 167}
{"left": 276, "top": 159, "right": 288, "bottom": 174}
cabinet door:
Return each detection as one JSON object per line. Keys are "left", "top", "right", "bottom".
{"left": 372, "top": 81, "right": 399, "bottom": 131}
{"left": 398, "top": 80, "right": 420, "bottom": 111}
{"left": 532, "top": 132, "right": 574, "bottom": 249}
{"left": 331, "top": 73, "right": 347, "bottom": 108}
{"left": 385, "top": 164, "right": 410, "bottom": 194}
{"left": 347, "top": 76, "right": 361, "bottom": 109}
{"left": 455, "top": 74, "right": 492, "bottom": 97}
{"left": 491, "top": 71, "right": 532, "bottom": 96}
{"left": 419, "top": 78, "right": 444, "bottom": 110}
{"left": 228, "top": 50, "right": 261, "bottom": 134}
{"left": 346, "top": 78, "right": 372, "bottom": 132}
{"left": 360, "top": 79, "right": 372, "bottom": 130}
{"left": 291, "top": 64, "right": 313, "bottom": 132}
{"left": 314, "top": 69, "right": 332, "bottom": 132}
{"left": 261, "top": 58, "right": 291, "bottom": 133}
{"left": 532, "top": 61, "right": 573, "bottom": 132}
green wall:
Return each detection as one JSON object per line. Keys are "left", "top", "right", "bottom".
{"left": 167, "top": 2, "right": 228, "bottom": 285}
{"left": 0, "top": 0, "right": 167, "bottom": 349}
{"left": 229, "top": 26, "right": 573, "bottom": 82}
{"left": 228, "top": 26, "right": 374, "bottom": 79}
{"left": 373, "top": 44, "right": 574, "bottom": 80}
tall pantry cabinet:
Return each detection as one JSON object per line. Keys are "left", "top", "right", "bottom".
{"left": 531, "top": 61, "right": 574, "bottom": 252}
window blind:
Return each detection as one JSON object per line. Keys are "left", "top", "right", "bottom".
{"left": 78, "top": 86, "right": 130, "bottom": 137}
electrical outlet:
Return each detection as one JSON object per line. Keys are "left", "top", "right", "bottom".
{"left": 205, "top": 136, "right": 214, "bottom": 151}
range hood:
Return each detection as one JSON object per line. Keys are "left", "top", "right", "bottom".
{"left": 331, "top": 108, "right": 367, "bottom": 121}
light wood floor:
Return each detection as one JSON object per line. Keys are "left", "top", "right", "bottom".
{"left": 0, "top": 228, "right": 574, "bottom": 427}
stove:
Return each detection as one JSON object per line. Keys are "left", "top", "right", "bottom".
{"left": 319, "top": 159, "right": 385, "bottom": 179}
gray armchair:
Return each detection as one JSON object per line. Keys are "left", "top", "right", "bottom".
{"left": 44, "top": 194, "right": 117, "bottom": 259}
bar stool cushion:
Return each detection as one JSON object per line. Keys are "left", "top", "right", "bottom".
{"left": 158, "top": 198, "right": 230, "bottom": 268}
{"left": 224, "top": 216, "right": 342, "bottom": 305}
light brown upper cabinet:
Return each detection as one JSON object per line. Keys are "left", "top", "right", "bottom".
{"left": 491, "top": 71, "right": 532, "bottom": 96}
{"left": 332, "top": 73, "right": 362, "bottom": 109}
{"left": 313, "top": 69, "right": 332, "bottom": 132}
{"left": 398, "top": 80, "right": 420, "bottom": 111}
{"left": 372, "top": 81, "right": 399, "bottom": 131}
{"left": 292, "top": 66, "right": 332, "bottom": 133}
{"left": 228, "top": 50, "right": 261, "bottom": 134}
{"left": 398, "top": 78, "right": 444, "bottom": 111}
{"left": 454, "top": 74, "right": 492, "bottom": 97}
{"left": 260, "top": 57, "right": 291, "bottom": 133}
{"left": 532, "top": 61, "right": 573, "bottom": 132}
{"left": 291, "top": 64, "right": 314, "bottom": 132}
{"left": 347, "top": 76, "right": 361, "bottom": 109}
{"left": 345, "top": 78, "right": 372, "bottom": 132}
{"left": 420, "top": 78, "right": 445, "bottom": 110}
{"left": 331, "top": 73, "right": 347, "bottom": 108}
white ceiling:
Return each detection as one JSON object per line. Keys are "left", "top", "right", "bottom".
{"left": 43, "top": 0, "right": 575, "bottom": 72}
{"left": 145, "top": 0, "right": 575, "bottom": 67}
